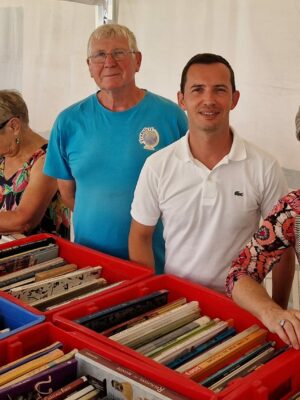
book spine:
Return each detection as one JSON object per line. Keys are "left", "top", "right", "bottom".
{"left": 0, "top": 237, "right": 56, "bottom": 259}
{"left": 76, "top": 289, "right": 169, "bottom": 333}
{"left": 166, "top": 327, "right": 236, "bottom": 370}
{"left": 102, "top": 297, "right": 187, "bottom": 337}
{"left": 110, "top": 301, "right": 200, "bottom": 348}
{"left": 183, "top": 328, "right": 267, "bottom": 381}
{"left": 0, "top": 348, "right": 64, "bottom": 387}
{"left": 154, "top": 319, "right": 230, "bottom": 365}
{"left": 10, "top": 266, "right": 101, "bottom": 302}
{"left": 1, "top": 349, "right": 78, "bottom": 388}
{"left": 200, "top": 341, "right": 275, "bottom": 387}
{"left": 176, "top": 324, "right": 260, "bottom": 373}
{"left": 43, "top": 376, "right": 88, "bottom": 400}
{"left": 0, "top": 257, "right": 65, "bottom": 288}
{"left": 76, "top": 349, "right": 187, "bottom": 400}
{"left": 137, "top": 316, "right": 210, "bottom": 355}
{"left": 35, "top": 263, "right": 78, "bottom": 281}
{"left": 0, "top": 341, "right": 63, "bottom": 375}
{"left": 0, "top": 359, "right": 78, "bottom": 398}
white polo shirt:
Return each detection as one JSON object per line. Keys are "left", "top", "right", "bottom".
{"left": 131, "top": 131, "right": 288, "bottom": 293}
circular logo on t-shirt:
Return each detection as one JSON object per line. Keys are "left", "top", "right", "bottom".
{"left": 139, "top": 127, "right": 160, "bottom": 150}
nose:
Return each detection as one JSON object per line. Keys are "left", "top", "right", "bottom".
{"left": 203, "top": 91, "right": 216, "bottom": 106}
{"left": 103, "top": 53, "right": 117, "bottom": 66}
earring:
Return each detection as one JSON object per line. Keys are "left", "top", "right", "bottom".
{"left": 15, "top": 137, "right": 20, "bottom": 144}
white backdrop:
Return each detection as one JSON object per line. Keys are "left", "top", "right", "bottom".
{"left": 117, "top": 0, "right": 300, "bottom": 175}
{"left": 0, "top": 0, "right": 299, "bottom": 178}
{"left": 0, "top": 0, "right": 96, "bottom": 134}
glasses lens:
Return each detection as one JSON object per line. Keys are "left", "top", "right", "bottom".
{"left": 90, "top": 49, "right": 132, "bottom": 64}
{"left": 112, "top": 49, "right": 127, "bottom": 60}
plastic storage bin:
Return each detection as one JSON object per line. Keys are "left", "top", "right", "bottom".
{"left": 0, "top": 233, "right": 153, "bottom": 320}
{"left": 0, "top": 322, "right": 190, "bottom": 399}
{"left": 0, "top": 296, "right": 44, "bottom": 340}
{"left": 52, "top": 274, "right": 300, "bottom": 400}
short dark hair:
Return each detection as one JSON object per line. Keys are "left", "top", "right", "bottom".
{"left": 180, "top": 53, "right": 236, "bottom": 93}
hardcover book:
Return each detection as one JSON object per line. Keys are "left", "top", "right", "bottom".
{"left": 30, "top": 279, "right": 107, "bottom": 310}
{"left": 0, "top": 359, "right": 77, "bottom": 399}
{"left": 176, "top": 324, "right": 261, "bottom": 373}
{"left": 75, "top": 289, "right": 170, "bottom": 333}
{"left": 9, "top": 266, "right": 102, "bottom": 303}
{"left": 0, "top": 244, "right": 59, "bottom": 276}
{"left": 0, "top": 237, "right": 56, "bottom": 260}
{"left": 0, "top": 341, "right": 63, "bottom": 375}
{"left": 103, "top": 297, "right": 187, "bottom": 337}
{"left": 183, "top": 328, "right": 268, "bottom": 381}
{"left": 76, "top": 348, "right": 189, "bottom": 400}
{"left": 0, "top": 257, "right": 65, "bottom": 289}
{"left": 110, "top": 300, "right": 201, "bottom": 349}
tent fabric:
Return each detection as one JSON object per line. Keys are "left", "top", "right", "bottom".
{"left": 0, "top": 0, "right": 299, "bottom": 177}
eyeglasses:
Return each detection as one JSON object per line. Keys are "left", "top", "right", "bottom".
{"left": 0, "top": 118, "right": 12, "bottom": 130}
{"left": 88, "top": 49, "right": 135, "bottom": 64}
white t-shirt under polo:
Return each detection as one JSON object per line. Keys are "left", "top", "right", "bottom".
{"left": 131, "top": 131, "right": 288, "bottom": 293}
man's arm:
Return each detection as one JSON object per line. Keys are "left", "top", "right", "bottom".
{"left": 129, "top": 219, "right": 156, "bottom": 269}
{"left": 231, "top": 275, "right": 300, "bottom": 350}
{"left": 57, "top": 179, "right": 76, "bottom": 211}
{"left": 271, "top": 247, "right": 295, "bottom": 309}
{"left": 0, "top": 156, "right": 57, "bottom": 234}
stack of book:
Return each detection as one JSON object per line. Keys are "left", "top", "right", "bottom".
{"left": 0, "top": 342, "right": 188, "bottom": 399}
{"left": 74, "top": 289, "right": 289, "bottom": 393}
{"left": 0, "top": 237, "right": 122, "bottom": 311}
{"left": 0, "top": 342, "right": 78, "bottom": 399}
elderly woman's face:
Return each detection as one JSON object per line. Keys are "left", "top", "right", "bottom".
{"left": 0, "top": 117, "right": 19, "bottom": 157}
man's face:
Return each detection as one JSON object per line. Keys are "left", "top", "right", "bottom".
{"left": 87, "top": 36, "right": 141, "bottom": 92}
{"left": 178, "top": 63, "right": 239, "bottom": 134}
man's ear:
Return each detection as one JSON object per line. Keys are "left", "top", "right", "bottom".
{"left": 134, "top": 51, "right": 142, "bottom": 72}
{"left": 177, "top": 91, "right": 186, "bottom": 111}
{"left": 86, "top": 58, "right": 93, "bottom": 78}
{"left": 231, "top": 90, "right": 240, "bottom": 110}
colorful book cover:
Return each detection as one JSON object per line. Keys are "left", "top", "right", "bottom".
{"left": 0, "top": 358, "right": 77, "bottom": 399}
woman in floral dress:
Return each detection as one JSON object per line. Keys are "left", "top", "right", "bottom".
{"left": 0, "top": 90, "right": 69, "bottom": 238}
{"left": 226, "top": 124, "right": 300, "bottom": 350}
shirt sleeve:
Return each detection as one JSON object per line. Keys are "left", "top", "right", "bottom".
{"left": 43, "top": 116, "right": 73, "bottom": 180}
{"left": 131, "top": 158, "right": 161, "bottom": 227}
{"left": 225, "top": 193, "right": 295, "bottom": 297}
{"left": 260, "top": 159, "right": 288, "bottom": 219}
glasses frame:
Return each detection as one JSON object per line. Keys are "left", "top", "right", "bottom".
{"left": 88, "top": 49, "right": 136, "bottom": 64}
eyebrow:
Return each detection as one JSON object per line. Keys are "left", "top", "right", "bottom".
{"left": 190, "top": 84, "right": 229, "bottom": 90}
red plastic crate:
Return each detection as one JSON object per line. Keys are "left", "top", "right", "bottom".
{"left": 0, "top": 322, "right": 192, "bottom": 399}
{"left": 52, "top": 274, "right": 300, "bottom": 399}
{"left": 0, "top": 233, "right": 153, "bottom": 320}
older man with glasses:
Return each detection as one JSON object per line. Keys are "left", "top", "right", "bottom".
{"left": 44, "top": 23, "right": 187, "bottom": 272}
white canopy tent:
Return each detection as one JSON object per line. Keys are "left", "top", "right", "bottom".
{"left": 0, "top": 0, "right": 299, "bottom": 181}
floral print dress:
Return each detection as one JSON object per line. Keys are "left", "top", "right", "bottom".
{"left": 226, "top": 189, "right": 300, "bottom": 297}
{"left": 0, "top": 144, "right": 70, "bottom": 238}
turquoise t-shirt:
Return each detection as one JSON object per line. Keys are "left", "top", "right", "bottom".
{"left": 44, "top": 91, "right": 188, "bottom": 273}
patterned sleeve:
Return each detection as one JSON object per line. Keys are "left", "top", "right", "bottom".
{"left": 225, "top": 192, "right": 296, "bottom": 297}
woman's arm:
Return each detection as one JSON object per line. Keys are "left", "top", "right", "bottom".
{"left": 0, "top": 155, "right": 57, "bottom": 234}
{"left": 231, "top": 275, "right": 300, "bottom": 349}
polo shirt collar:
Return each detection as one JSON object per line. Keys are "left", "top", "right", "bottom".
{"left": 175, "top": 128, "right": 247, "bottom": 163}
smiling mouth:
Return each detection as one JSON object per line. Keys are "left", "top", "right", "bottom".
{"left": 200, "top": 111, "right": 219, "bottom": 117}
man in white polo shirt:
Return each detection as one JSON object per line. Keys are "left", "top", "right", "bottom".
{"left": 129, "top": 53, "right": 294, "bottom": 306}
